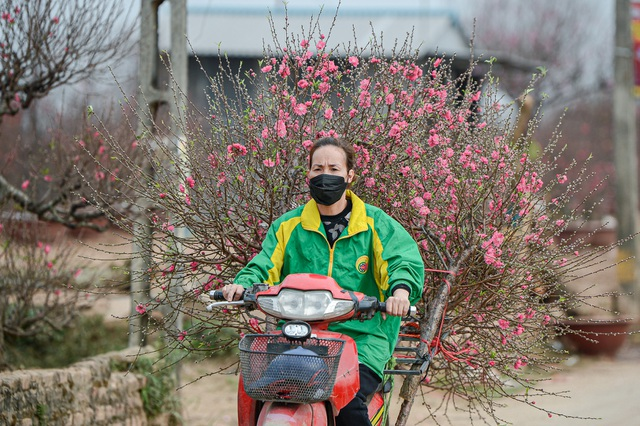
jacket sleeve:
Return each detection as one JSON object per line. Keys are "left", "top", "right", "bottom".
{"left": 234, "top": 219, "right": 285, "bottom": 288}
{"left": 374, "top": 211, "right": 424, "bottom": 305}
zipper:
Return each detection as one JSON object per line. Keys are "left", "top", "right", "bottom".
{"left": 328, "top": 245, "right": 334, "bottom": 277}
{"left": 308, "top": 228, "right": 335, "bottom": 276}
{"left": 309, "top": 228, "right": 353, "bottom": 277}
{"left": 329, "top": 234, "right": 354, "bottom": 277}
{"left": 312, "top": 229, "right": 354, "bottom": 277}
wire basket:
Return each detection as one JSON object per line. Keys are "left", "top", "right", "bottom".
{"left": 239, "top": 334, "right": 344, "bottom": 403}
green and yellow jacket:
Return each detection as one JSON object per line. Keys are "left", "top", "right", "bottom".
{"left": 235, "top": 191, "right": 425, "bottom": 378}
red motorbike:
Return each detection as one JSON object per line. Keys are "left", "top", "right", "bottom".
{"left": 206, "top": 273, "right": 424, "bottom": 426}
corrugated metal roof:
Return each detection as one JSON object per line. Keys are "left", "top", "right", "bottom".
{"left": 159, "top": 2, "right": 469, "bottom": 58}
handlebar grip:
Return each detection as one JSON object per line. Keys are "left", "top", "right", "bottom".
{"left": 378, "top": 303, "right": 417, "bottom": 316}
{"left": 210, "top": 290, "right": 225, "bottom": 301}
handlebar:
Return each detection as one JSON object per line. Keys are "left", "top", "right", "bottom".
{"left": 207, "top": 288, "right": 416, "bottom": 316}
{"left": 205, "top": 289, "right": 248, "bottom": 311}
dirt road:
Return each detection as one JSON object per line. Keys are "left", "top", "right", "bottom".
{"left": 85, "top": 234, "right": 640, "bottom": 425}
{"left": 178, "top": 340, "right": 640, "bottom": 426}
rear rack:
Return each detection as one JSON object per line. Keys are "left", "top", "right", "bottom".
{"left": 384, "top": 322, "right": 432, "bottom": 376}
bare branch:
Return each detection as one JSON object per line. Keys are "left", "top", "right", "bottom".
{"left": 0, "top": 0, "right": 136, "bottom": 120}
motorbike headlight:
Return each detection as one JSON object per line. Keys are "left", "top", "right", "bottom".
{"left": 257, "top": 288, "right": 355, "bottom": 321}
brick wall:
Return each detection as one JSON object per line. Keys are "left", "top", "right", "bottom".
{"left": 0, "top": 347, "right": 176, "bottom": 426}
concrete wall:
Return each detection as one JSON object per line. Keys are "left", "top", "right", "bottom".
{"left": 0, "top": 347, "right": 175, "bottom": 426}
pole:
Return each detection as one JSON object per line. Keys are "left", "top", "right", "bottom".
{"left": 613, "top": 0, "right": 640, "bottom": 313}
{"left": 129, "top": 0, "right": 164, "bottom": 348}
{"left": 131, "top": 0, "right": 188, "bottom": 347}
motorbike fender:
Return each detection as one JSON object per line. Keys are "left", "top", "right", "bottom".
{"left": 238, "top": 374, "right": 259, "bottom": 426}
{"left": 257, "top": 401, "right": 328, "bottom": 426}
{"left": 321, "top": 331, "right": 359, "bottom": 412}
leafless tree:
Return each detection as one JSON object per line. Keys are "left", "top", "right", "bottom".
{"left": 0, "top": 0, "right": 138, "bottom": 369}
{"left": 0, "top": 0, "right": 137, "bottom": 228}
{"left": 0, "top": 0, "right": 135, "bottom": 118}
{"left": 464, "top": 0, "right": 613, "bottom": 107}
{"left": 0, "top": 215, "right": 89, "bottom": 370}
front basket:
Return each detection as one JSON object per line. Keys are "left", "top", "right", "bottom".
{"left": 239, "top": 334, "right": 344, "bottom": 403}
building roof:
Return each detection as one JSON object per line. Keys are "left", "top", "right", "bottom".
{"left": 159, "top": 2, "right": 470, "bottom": 58}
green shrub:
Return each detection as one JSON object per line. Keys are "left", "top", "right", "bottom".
{"left": 5, "top": 314, "right": 128, "bottom": 369}
{"left": 124, "top": 353, "right": 182, "bottom": 421}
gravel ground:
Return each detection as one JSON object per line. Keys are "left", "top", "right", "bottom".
{"left": 84, "top": 233, "right": 640, "bottom": 425}
{"left": 177, "top": 337, "right": 640, "bottom": 426}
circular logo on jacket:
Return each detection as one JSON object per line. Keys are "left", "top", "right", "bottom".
{"left": 356, "top": 255, "right": 369, "bottom": 274}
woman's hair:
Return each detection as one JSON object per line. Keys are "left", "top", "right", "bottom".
{"left": 308, "top": 137, "right": 356, "bottom": 171}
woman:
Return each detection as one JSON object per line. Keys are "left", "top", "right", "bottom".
{"left": 223, "top": 136, "right": 424, "bottom": 425}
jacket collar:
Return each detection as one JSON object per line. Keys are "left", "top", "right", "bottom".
{"left": 301, "top": 190, "right": 368, "bottom": 235}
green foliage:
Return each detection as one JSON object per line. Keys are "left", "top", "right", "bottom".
{"left": 36, "top": 404, "right": 47, "bottom": 426}
{"left": 127, "top": 355, "right": 182, "bottom": 420}
{"left": 4, "top": 315, "right": 128, "bottom": 369}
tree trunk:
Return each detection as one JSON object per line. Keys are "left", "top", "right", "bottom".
{"left": 395, "top": 278, "right": 450, "bottom": 425}
{"left": 394, "top": 249, "right": 472, "bottom": 426}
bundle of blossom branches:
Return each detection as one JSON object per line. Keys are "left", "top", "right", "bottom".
{"left": 93, "top": 10, "right": 617, "bottom": 424}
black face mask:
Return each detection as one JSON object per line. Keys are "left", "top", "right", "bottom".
{"left": 309, "top": 174, "right": 348, "bottom": 206}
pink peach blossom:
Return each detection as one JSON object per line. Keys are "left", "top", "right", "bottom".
{"left": 318, "top": 82, "right": 330, "bottom": 94}
{"left": 385, "top": 93, "right": 395, "bottom": 105}
{"left": 275, "top": 120, "right": 287, "bottom": 138}
{"left": 498, "top": 319, "right": 510, "bottom": 330}
{"left": 293, "top": 103, "right": 308, "bottom": 116}
{"left": 186, "top": 176, "right": 195, "bottom": 188}
{"left": 227, "top": 143, "right": 248, "bottom": 156}
{"left": 324, "top": 108, "right": 333, "bottom": 120}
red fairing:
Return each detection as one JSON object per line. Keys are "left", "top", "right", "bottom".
{"left": 262, "top": 273, "right": 365, "bottom": 303}
{"left": 257, "top": 401, "right": 328, "bottom": 425}
{"left": 312, "top": 330, "right": 359, "bottom": 413}
{"left": 238, "top": 374, "right": 259, "bottom": 426}
{"left": 232, "top": 273, "right": 380, "bottom": 424}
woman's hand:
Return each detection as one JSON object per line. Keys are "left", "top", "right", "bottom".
{"left": 383, "top": 288, "right": 411, "bottom": 318}
{"left": 222, "top": 283, "right": 245, "bottom": 301}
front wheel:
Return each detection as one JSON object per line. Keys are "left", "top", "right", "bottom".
{"left": 257, "top": 401, "right": 329, "bottom": 425}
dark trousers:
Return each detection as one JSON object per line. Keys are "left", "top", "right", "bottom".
{"left": 335, "top": 363, "right": 382, "bottom": 426}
